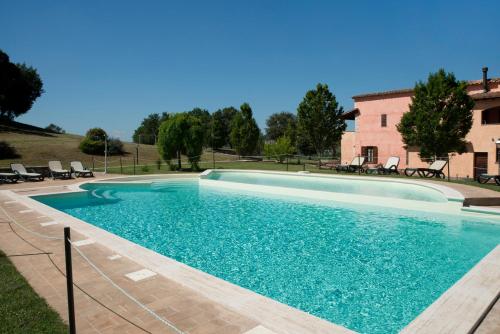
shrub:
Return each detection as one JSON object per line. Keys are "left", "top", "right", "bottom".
{"left": 141, "top": 165, "right": 150, "bottom": 172}
{"left": 45, "top": 123, "right": 65, "bottom": 134}
{"left": 264, "top": 136, "right": 295, "bottom": 163}
{"left": 107, "top": 137, "right": 124, "bottom": 155}
{"left": 79, "top": 137, "right": 105, "bottom": 155}
{"left": 0, "top": 141, "right": 20, "bottom": 159}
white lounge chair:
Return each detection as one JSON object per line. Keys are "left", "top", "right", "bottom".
{"left": 335, "top": 156, "right": 366, "bottom": 173}
{"left": 48, "top": 161, "right": 71, "bottom": 179}
{"left": 366, "top": 156, "right": 400, "bottom": 175}
{"left": 405, "top": 160, "right": 447, "bottom": 178}
{"left": 70, "top": 161, "right": 94, "bottom": 177}
{"left": 10, "top": 163, "right": 44, "bottom": 181}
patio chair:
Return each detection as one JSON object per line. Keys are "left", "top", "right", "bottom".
{"left": 10, "top": 163, "right": 44, "bottom": 181}
{"left": 404, "top": 160, "right": 447, "bottom": 178}
{"left": 0, "top": 172, "right": 19, "bottom": 184}
{"left": 335, "top": 156, "right": 366, "bottom": 173}
{"left": 477, "top": 174, "right": 500, "bottom": 185}
{"left": 48, "top": 161, "right": 72, "bottom": 179}
{"left": 70, "top": 161, "right": 94, "bottom": 177}
{"left": 366, "top": 156, "right": 400, "bottom": 175}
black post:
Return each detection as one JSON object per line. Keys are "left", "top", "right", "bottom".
{"left": 64, "top": 227, "right": 76, "bottom": 334}
{"left": 136, "top": 146, "right": 139, "bottom": 165}
{"left": 133, "top": 156, "right": 136, "bottom": 175}
{"left": 286, "top": 156, "right": 289, "bottom": 171}
{"left": 92, "top": 156, "right": 95, "bottom": 171}
{"left": 120, "top": 157, "right": 123, "bottom": 174}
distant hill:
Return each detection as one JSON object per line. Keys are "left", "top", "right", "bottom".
{"left": 0, "top": 120, "right": 161, "bottom": 168}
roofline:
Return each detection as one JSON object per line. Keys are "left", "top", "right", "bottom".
{"left": 352, "top": 78, "right": 500, "bottom": 100}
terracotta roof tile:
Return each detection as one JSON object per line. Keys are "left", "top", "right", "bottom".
{"left": 352, "top": 78, "right": 500, "bottom": 100}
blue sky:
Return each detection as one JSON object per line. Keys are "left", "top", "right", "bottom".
{"left": 1, "top": 0, "right": 499, "bottom": 140}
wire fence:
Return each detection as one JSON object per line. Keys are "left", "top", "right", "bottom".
{"left": 1, "top": 148, "right": 496, "bottom": 184}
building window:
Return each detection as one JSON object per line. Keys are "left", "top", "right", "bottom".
{"left": 381, "top": 114, "right": 387, "bottom": 127}
{"left": 482, "top": 107, "right": 500, "bottom": 124}
{"left": 361, "top": 146, "right": 378, "bottom": 163}
{"left": 497, "top": 147, "right": 500, "bottom": 162}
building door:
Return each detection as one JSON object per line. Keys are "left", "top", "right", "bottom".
{"left": 474, "top": 152, "right": 488, "bottom": 179}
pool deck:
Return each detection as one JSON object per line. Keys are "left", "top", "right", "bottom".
{"left": 0, "top": 172, "right": 499, "bottom": 333}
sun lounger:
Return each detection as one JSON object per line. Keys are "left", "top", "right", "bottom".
{"left": 10, "top": 163, "right": 44, "bottom": 181}
{"left": 48, "top": 161, "right": 72, "bottom": 179}
{"left": 0, "top": 172, "right": 19, "bottom": 184}
{"left": 477, "top": 174, "right": 500, "bottom": 185}
{"left": 366, "top": 156, "right": 400, "bottom": 175}
{"left": 404, "top": 160, "right": 447, "bottom": 178}
{"left": 70, "top": 161, "right": 94, "bottom": 177}
{"left": 336, "top": 156, "right": 366, "bottom": 173}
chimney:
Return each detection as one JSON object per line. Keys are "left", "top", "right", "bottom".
{"left": 482, "top": 67, "right": 489, "bottom": 92}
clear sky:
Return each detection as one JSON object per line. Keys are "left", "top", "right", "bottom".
{"left": 1, "top": 0, "right": 499, "bottom": 140}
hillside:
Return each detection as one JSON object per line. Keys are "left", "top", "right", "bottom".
{"left": 0, "top": 121, "right": 234, "bottom": 170}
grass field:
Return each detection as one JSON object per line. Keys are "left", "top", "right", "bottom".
{"left": 0, "top": 121, "right": 238, "bottom": 169}
{"left": 0, "top": 250, "right": 68, "bottom": 333}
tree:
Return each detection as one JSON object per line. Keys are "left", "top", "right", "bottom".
{"left": 397, "top": 69, "right": 474, "bottom": 159}
{"left": 133, "top": 112, "right": 169, "bottom": 144}
{"left": 265, "top": 112, "right": 297, "bottom": 145}
{"left": 211, "top": 107, "right": 238, "bottom": 149}
{"left": 264, "top": 136, "right": 295, "bottom": 163}
{"left": 297, "top": 83, "right": 346, "bottom": 158}
{"left": 79, "top": 128, "right": 107, "bottom": 155}
{"left": 45, "top": 123, "right": 65, "bottom": 134}
{"left": 157, "top": 113, "right": 204, "bottom": 170}
{"left": 0, "top": 49, "right": 44, "bottom": 120}
{"left": 230, "top": 103, "right": 260, "bottom": 156}
{"left": 187, "top": 107, "right": 211, "bottom": 147}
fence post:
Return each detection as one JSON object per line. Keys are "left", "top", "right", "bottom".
{"left": 286, "top": 156, "right": 289, "bottom": 171}
{"left": 358, "top": 154, "right": 361, "bottom": 175}
{"left": 120, "top": 157, "right": 123, "bottom": 174}
{"left": 92, "top": 156, "right": 95, "bottom": 171}
{"left": 133, "top": 156, "right": 136, "bottom": 175}
{"left": 64, "top": 227, "right": 76, "bottom": 334}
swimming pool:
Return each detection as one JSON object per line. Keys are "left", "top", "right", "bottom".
{"left": 202, "top": 170, "right": 450, "bottom": 202}
{"left": 33, "top": 177, "right": 500, "bottom": 333}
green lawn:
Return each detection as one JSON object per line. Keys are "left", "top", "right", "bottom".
{"left": 0, "top": 251, "right": 68, "bottom": 333}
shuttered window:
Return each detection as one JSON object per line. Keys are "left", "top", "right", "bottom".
{"left": 361, "top": 146, "right": 378, "bottom": 164}
{"left": 381, "top": 114, "right": 387, "bottom": 127}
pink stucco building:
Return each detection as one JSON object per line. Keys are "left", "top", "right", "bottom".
{"left": 341, "top": 68, "right": 500, "bottom": 178}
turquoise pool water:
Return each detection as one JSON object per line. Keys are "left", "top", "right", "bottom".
{"left": 33, "top": 180, "right": 500, "bottom": 333}
{"left": 204, "top": 171, "right": 449, "bottom": 202}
